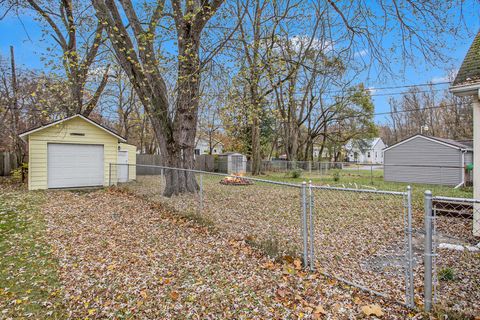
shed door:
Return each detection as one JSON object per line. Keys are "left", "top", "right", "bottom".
{"left": 47, "top": 143, "right": 104, "bottom": 188}
{"left": 117, "top": 150, "right": 128, "bottom": 183}
{"left": 231, "top": 155, "right": 243, "bottom": 173}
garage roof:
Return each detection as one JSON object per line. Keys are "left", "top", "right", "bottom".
{"left": 383, "top": 134, "right": 473, "bottom": 152}
{"left": 19, "top": 114, "right": 126, "bottom": 142}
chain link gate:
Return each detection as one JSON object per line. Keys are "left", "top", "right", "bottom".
{"left": 424, "top": 194, "right": 480, "bottom": 316}
{"left": 302, "top": 183, "right": 415, "bottom": 307}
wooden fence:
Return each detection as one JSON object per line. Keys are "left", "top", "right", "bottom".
{"left": 135, "top": 154, "right": 216, "bottom": 174}
{"left": 0, "top": 152, "right": 19, "bottom": 176}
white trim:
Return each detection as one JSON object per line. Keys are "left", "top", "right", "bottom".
{"left": 383, "top": 134, "right": 468, "bottom": 152}
{"left": 450, "top": 83, "right": 480, "bottom": 96}
{"left": 19, "top": 114, "right": 126, "bottom": 142}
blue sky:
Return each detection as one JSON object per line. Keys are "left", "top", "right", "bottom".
{"left": 0, "top": 4, "right": 479, "bottom": 124}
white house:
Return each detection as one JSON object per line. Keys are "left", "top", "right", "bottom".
{"left": 312, "top": 146, "right": 330, "bottom": 160}
{"left": 450, "top": 31, "right": 480, "bottom": 236}
{"left": 345, "top": 137, "right": 386, "bottom": 164}
{"left": 195, "top": 137, "right": 224, "bottom": 155}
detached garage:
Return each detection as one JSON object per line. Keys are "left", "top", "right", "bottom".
{"left": 384, "top": 134, "right": 473, "bottom": 186}
{"left": 19, "top": 114, "right": 136, "bottom": 190}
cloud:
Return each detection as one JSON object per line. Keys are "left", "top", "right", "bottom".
{"left": 430, "top": 69, "right": 457, "bottom": 83}
{"left": 289, "top": 35, "right": 334, "bottom": 53}
{"left": 366, "top": 87, "right": 376, "bottom": 94}
{"left": 430, "top": 75, "right": 450, "bottom": 83}
{"left": 354, "top": 49, "right": 368, "bottom": 58}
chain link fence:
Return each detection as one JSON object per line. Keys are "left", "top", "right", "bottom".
{"left": 310, "top": 184, "right": 414, "bottom": 306}
{"left": 108, "top": 163, "right": 417, "bottom": 307}
{"left": 423, "top": 194, "right": 480, "bottom": 316}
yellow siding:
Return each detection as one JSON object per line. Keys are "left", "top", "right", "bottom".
{"left": 28, "top": 117, "right": 119, "bottom": 190}
{"left": 119, "top": 143, "right": 137, "bottom": 180}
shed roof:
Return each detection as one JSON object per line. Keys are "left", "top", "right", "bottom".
{"left": 452, "top": 31, "right": 480, "bottom": 87}
{"left": 19, "top": 114, "right": 126, "bottom": 142}
{"left": 219, "top": 152, "right": 243, "bottom": 156}
{"left": 383, "top": 134, "right": 473, "bottom": 152}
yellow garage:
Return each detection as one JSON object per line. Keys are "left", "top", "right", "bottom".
{"left": 19, "top": 114, "right": 136, "bottom": 190}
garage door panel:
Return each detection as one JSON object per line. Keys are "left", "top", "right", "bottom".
{"left": 48, "top": 144, "right": 104, "bottom": 188}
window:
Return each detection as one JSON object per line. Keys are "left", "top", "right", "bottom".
{"left": 194, "top": 149, "right": 200, "bottom": 155}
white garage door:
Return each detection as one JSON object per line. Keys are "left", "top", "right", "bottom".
{"left": 47, "top": 144, "right": 104, "bottom": 188}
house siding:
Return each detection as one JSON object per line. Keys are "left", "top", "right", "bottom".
{"left": 28, "top": 117, "right": 118, "bottom": 190}
{"left": 384, "top": 136, "right": 463, "bottom": 185}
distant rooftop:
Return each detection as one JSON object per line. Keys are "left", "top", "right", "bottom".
{"left": 452, "top": 31, "right": 480, "bottom": 87}
{"left": 431, "top": 136, "right": 473, "bottom": 150}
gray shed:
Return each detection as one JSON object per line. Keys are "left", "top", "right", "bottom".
{"left": 216, "top": 152, "right": 247, "bottom": 174}
{"left": 383, "top": 135, "right": 473, "bottom": 186}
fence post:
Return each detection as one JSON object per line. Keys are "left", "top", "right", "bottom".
{"left": 308, "top": 180, "right": 314, "bottom": 271}
{"left": 424, "top": 190, "right": 433, "bottom": 312}
{"left": 301, "top": 181, "right": 308, "bottom": 268}
{"left": 406, "top": 186, "right": 415, "bottom": 308}
{"left": 370, "top": 164, "right": 373, "bottom": 185}
{"left": 109, "top": 163, "right": 112, "bottom": 186}
{"left": 160, "top": 168, "right": 164, "bottom": 192}
{"left": 199, "top": 173, "right": 204, "bottom": 211}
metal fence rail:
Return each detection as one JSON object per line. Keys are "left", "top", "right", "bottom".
{"left": 423, "top": 194, "right": 480, "bottom": 316}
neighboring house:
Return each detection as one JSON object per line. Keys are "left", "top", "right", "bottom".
{"left": 383, "top": 134, "right": 473, "bottom": 186}
{"left": 195, "top": 137, "right": 224, "bottom": 155}
{"left": 312, "top": 146, "right": 330, "bottom": 160}
{"left": 450, "top": 31, "right": 480, "bottom": 235}
{"left": 345, "top": 138, "right": 386, "bottom": 164}
{"left": 19, "top": 114, "right": 136, "bottom": 190}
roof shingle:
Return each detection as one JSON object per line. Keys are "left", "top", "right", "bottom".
{"left": 452, "top": 31, "right": 480, "bottom": 87}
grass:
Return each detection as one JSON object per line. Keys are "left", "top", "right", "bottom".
{"left": 438, "top": 267, "right": 456, "bottom": 281}
{"left": 0, "top": 183, "right": 63, "bottom": 318}
{"left": 254, "top": 169, "right": 473, "bottom": 208}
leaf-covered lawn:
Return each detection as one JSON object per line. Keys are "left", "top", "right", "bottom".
{"left": 42, "top": 188, "right": 411, "bottom": 319}
{"left": 0, "top": 184, "right": 63, "bottom": 319}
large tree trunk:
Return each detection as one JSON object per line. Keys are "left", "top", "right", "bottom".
{"left": 286, "top": 121, "right": 299, "bottom": 161}
{"left": 251, "top": 115, "right": 262, "bottom": 175}
{"left": 92, "top": 0, "right": 223, "bottom": 196}
{"left": 163, "top": 30, "right": 200, "bottom": 196}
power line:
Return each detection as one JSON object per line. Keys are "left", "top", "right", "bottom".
{"left": 332, "top": 102, "right": 467, "bottom": 123}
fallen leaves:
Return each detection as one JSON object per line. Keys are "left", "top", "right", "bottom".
{"left": 361, "top": 304, "right": 384, "bottom": 317}
{"left": 169, "top": 291, "right": 179, "bottom": 301}
{"left": 293, "top": 259, "right": 302, "bottom": 270}
{"left": 38, "top": 189, "right": 411, "bottom": 318}
{"left": 313, "top": 305, "right": 327, "bottom": 319}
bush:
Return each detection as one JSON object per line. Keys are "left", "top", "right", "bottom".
{"left": 438, "top": 267, "right": 455, "bottom": 281}
{"left": 332, "top": 169, "right": 341, "bottom": 182}
{"left": 11, "top": 163, "right": 28, "bottom": 183}
{"left": 286, "top": 168, "right": 303, "bottom": 179}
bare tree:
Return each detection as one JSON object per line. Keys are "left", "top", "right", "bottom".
{"left": 18, "top": 0, "right": 110, "bottom": 116}
{"left": 92, "top": 0, "right": 226, "bottom": 196}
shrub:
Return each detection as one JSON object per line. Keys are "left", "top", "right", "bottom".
{"left": 11, "top": 163, "right": 28, "bottom": 183}
{"left": 287, "top": 168, "right": 303, "bottom": 179}
{"left": 332, "top": 169, "right": 341, "bottom": 182}
{"left": 438, "top": 267, "right": 455, "bottom": 281}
